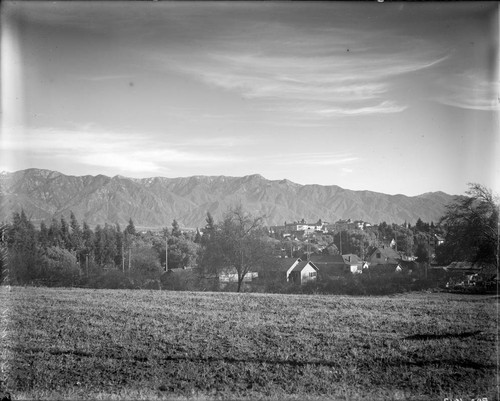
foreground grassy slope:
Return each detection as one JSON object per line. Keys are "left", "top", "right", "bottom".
{"left": 1, "top": 287, "right": 498, "bottom": 400}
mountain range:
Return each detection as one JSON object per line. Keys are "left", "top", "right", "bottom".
{"left": 0, "top": 169, "right": 457, "bottom": 229}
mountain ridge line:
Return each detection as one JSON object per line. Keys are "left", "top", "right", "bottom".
{"left": 0, "top": 168, "right": 458, "bottom": 229}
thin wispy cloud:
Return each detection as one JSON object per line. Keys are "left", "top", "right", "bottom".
{"left": 162, "top": 32, "right": 448, "bottom": 118}
{"left": 435, "top": 71, "right": 499, "bottom": 111}
{"left": 268, "top": 153, "right": 359, "bottom": 167}
{"left": 314, "top": 101, "right": 407, "bottom": 117}
{"left": 2, "top": 125, "right": 242, "bottom": 175}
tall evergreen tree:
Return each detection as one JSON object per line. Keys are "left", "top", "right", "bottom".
{"left": 0, "top": 223, "right": 8, "bottom": 284}
{"left": 60, "top": 215, "right": 73, "bottom": 250}
{"left": 194, "top": 228, "right": 202, "bottom": 244}
{"left": 82, "top": 221, "right": 94, "bottom": 273}
{"left": 201, "top": 212, "right": 215, "bottom": 246}
{"left": 102, "top": 223, "right": 118, "bottom": 266}
{"left": 171, "top": 219, "right": 182, "bottom": 237}
{"left": 125, "top": 218, "right": 136, "bottom": 236}
{"left": 115, "top": 223, "right": 124, "bottom": 269}
{"left": 7, "top": 210, "right": 39, "bottom": 283}
{"left": 38, "top": 221, "right": 50, "bottom": 250}
{"left": 94, "top": 224, "right": 105, "bottom": 266}
{"left": 48, "top": 218, "right": 62, "bottom": 247}
{"left": 69, "top": 212, "right": 84, "bottom": 266}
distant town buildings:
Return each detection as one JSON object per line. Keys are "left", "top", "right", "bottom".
{"left": 269, "top": 218, "right": 373, "bottom": 238}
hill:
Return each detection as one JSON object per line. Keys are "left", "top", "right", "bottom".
{"left": 0, "top": 168, "right": 457, "bottom": 228}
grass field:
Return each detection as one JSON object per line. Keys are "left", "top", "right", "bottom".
{"left": 0, "top": 287, "right": 498, "bottom": 400}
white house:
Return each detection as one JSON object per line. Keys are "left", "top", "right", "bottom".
{"left": 287, "top": 260, "right": 320, "bottom": 285}
{"left": 262, "top": 258, "right": 319, "bottom": 285}
{"left": 218, "top": 269, "right": 258, "bottom": 283}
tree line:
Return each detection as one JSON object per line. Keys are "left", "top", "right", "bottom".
{"left": 0, "top": 183, "right": 497, "bottom": 291}
{"left": 0, "top": 211, "right": 200, "bottom": 288}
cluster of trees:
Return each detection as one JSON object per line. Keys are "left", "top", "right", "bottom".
{"left": 1, "top": 183, "right": 497, "bottom": 292}
{"left": 1, "top": 211, "right": 199, "bottom": 288}
{"left": 436, "top": 183, "right": 498, "bottom": 267}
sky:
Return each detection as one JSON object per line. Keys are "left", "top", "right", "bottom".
{"left": 1, "top": 1, "right": 498, "bottom": 196}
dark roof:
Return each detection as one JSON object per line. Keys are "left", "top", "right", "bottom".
{"left": 309, "top": 254, "right": 348, "bottom": 275}
{"left": 291, "top": 261, "right": 319, "bottom": 272}
{"left": 368, "top": 246, "right": 400, "bottom": 263}
{"left": 445, "top": 261, "right": 490, "bottom": 272}
{"left": 269, "top": 257, "right": 302, "bottom": 272}
{"left": 398, "top": 260, "right": 417, "bottom": 269}
{"left": 310, "top": 254, "right": 346, "bottom": 265}
{"left": 343, "top": 254, "right": 360, "bottom": 264}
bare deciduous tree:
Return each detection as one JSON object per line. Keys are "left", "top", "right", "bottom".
{"left": 200, "top": 205, "right": 274, "bottom": 292}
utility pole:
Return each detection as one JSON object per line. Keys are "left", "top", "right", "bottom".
{"left": 165, "top": 235, "right": 168, "bottom": 272}
{"left": 426, "top": 234, "right": 430, "bottom": 280}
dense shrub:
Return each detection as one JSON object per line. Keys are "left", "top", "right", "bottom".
{"left": 9, "top": 246, "right": 82, "bottom": 287}
{"left": 38, "top": 246, "right": 81, "bottom": 286}
{"left": 85, "top": 269, "right": 137, "bottom": 289}
{"left": 295, "top": 273, "right": 421, "bottom": 296}
{"left": 143, "top": 279, "right": 162, "bottom": 290}
{"left": 130, "top": 241, "right": 162, "bottom": 278}
{"left": 410, "top": 278, "right": 437, "bottom": 291}
{"left": 160, "top": 269, "right": 202, "bottom": 291}
{"left": 247, "top": 274, "right": 431, "bottom": 296}
{"left": 257, "top": 278, "right": 299, "bottom": 294}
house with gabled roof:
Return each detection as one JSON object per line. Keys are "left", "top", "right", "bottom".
{"left": 364, "top": 246, "right": 420, "bottom": 275}
{"left": 309, "top": 254, "right": 350, "bottom": 277}
{"left": 259, "top": 257, "right": 301, "bottom": 282}
{"left": 260, "top": 257, "right": 319, "bottom": 285}
{"left": 288, "top": 260, "right": 319, "bottom": 285}
{"left": 434, "top": 234, "right": 445, "bottom": 246}
{"left": 342, "top": 254, "right": 364, "bottom": 274}
{"left": 367, "top": 246, "right": 401, "bottom": 267}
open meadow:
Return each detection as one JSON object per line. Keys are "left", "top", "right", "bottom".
{"left": 0, "top": 286, "right": 498, "bottom": 401}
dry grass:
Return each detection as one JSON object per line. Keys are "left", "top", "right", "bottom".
{"left": 1, "top": 287, "right": 498, "bottom": 400}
